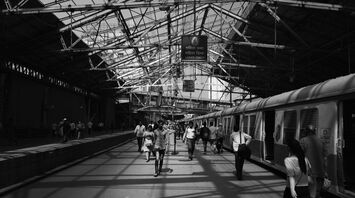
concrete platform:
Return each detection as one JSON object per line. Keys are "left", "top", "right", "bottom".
{"left": 1, "top": 135, "right": 285, "bottom": 198}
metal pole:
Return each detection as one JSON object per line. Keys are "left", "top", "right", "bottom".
{"left": 171, "top": 111, "right": 178, "bottom": 155}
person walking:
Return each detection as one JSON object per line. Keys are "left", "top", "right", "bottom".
{"left": 284, "top": 138, "right": 311, "bottom": 198}
{"left": 230, "top": 126, "right": 252, "bottom": 180}
{"left": 134, "top": 121, "right": 145, "bottom": 152}
{"left": 216, "top": 123, "right": 224, "bottom": 153}
{"left": 200, "top": 122, "right": 211, "bottom": 154}
{"left": 194, "top": 123, "right": 200, "bottom": 144}
{"left": 300, "top": 125, "right": 327, "bottom": 198}
{"left": 209, "top": 122, "right": 218, "bottom": 153}
{"left": 183, "top": 121, "right": 196, "bottom": 160}
{"left": 142, "top": 125, "right": 155, "bottom": 162}
{"left": 153, "top": 120, "right": 171, "bottom": 177}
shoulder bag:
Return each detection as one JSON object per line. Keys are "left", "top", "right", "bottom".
{"left": 238, "top": 132, "right": 251, "bottom": 159}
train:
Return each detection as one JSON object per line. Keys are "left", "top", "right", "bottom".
{"left": 181, "top": 73, "right": 355, "bottom": 198}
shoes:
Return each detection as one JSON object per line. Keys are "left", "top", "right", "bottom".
{"left": 146, "top": 159, "right": 150, "bottom": 162}
{"left": 154, "top": 172, "right": 158, "bottom": 177}
{"left": 189, "top": 156, "right": 193, "bottom": 160}
{"left": 233, "top": 171, "right": 242, "bottom": 180}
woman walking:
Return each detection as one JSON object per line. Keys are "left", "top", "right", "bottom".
{"left": 142, "top": 125, "right": 155, "bottom": 162}
{"left": 283, "top": 138, "right": 311, "bottom": 198}
{"left": 153, "top": 120, "right": 170, "bottom": 177}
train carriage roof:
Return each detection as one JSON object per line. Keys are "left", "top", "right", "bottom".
{"left": 221, "top": 106, "right": 238, "bottom": 116}
{"left": 240, "top": 73, "right": 355, "bottom": 113}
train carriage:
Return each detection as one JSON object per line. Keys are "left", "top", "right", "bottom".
{"left": 185, "top": 74, "right": 355, "bottom": 198}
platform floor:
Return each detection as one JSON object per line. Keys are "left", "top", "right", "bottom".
{"left": 1, "top": 135, "right": 285, "bottom": 198}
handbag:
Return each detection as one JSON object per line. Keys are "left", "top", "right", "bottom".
{"left": 323, "top": 178, "right": 331, "bottom": 190}
{"left": 237, "top": 132, "right": 251, "bottom": 159}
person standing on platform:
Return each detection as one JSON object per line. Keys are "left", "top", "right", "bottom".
{"left": 61, "top": 118, "right": 70, "bottom": 143}
{"left": 51, "top": 123, "right": 57, "bottom": 137}
{"left": 300, "top": 125, "right": 327, "bottom": 198}
{"left": 153, "top": 120, "right": 171, "bottom": 177}
{"left": 183, "top": 121, "right": 196, "bottom": 160}
{"left": 230, "top": 126, "right": 251, "bottom": 180}
{"left": 87, "top": 121, "right": 93, "bottom": 136}
{"left": 200, "top": 122, "right": 211, "bottom": 154}
{"left": 76, "top": 121, "right": 84, "bottom": 139}
{"left": 134, "top": 121, "right": 145, "bottom": 152}
{"left": 284, "top": 138, "right": 311, "bottom": 198}
{"left": 142, "top": 125, "right": 155, "bottom": 162}
{"left": 69, "top": 121, "right": 76, "bottom": 139}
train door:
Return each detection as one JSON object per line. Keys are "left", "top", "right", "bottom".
{"left": 264, "top": 110, "right": 275, "bottom": 161}
{"left": 342, "top": 100, "right": 355, "bottom": 193}
{"left": 234, "top": 115, "right": 240, "bottom": 131}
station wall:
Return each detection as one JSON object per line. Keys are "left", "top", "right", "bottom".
{"left": 1, "top": 72, "right": 116, "bottom": 136}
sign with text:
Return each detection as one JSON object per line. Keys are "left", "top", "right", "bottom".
{"left": 183, "top": 80, "right": 195, "bottom": 92}
{"left": 181, "top": 35, "right": 207, "bottom": 62}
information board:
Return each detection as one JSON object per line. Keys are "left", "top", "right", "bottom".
{"left": 181, "top": 35, "right": 207, "bottom": 62}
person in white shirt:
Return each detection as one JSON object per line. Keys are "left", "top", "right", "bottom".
{"left": 134, "top": 121, "right": 146, "bottom": 152}
{"left": 230, "top": 126, "right": 252, "bottom": 180}
{"left": 153, "top": 120, "right": 174, "bottom": 177}
{"left": 183, "top": 121, "right": 196, "bottom": 160}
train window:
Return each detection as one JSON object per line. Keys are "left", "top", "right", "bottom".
{"left": 283, "top": 110, "right": 297, "bottom": 144}
{"left": 249, "top": 115, "right": 256, "bottom": 138}
{"left": 300, "top": 108, "right": 319, "bottom": 139}
{"left": 243, "top": 116, "right": 248, "bottom": 133}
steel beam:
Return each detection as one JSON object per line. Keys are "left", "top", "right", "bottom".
{"left": 2, "top": 0, "right": 236, "bottom": 14}
{"left": 209, "top": 3, "right": 249, "bottom": 24}
{"left": 211, "top": 6, "right": 275, "bottom": 66}
{"left": 3, "top": 0, "right": 355, "bottom": 14}
{"left": 260, "top": 0, "right": 355, "bottom": 12}
{"left": 259, "top": 3, "right": 310, "bottom": 48}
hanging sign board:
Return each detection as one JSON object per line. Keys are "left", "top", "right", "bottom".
{"left": 183, "top": 80, "right": 195, "bottom": 92}
{"left": 181, "top": 35, "right": 207, "bottom": 62}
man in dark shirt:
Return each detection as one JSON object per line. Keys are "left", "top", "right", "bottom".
{"left": 199, "top": 122, "right": 210, "bottom": 154}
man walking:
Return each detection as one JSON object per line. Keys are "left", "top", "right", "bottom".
{"left": 300, "top": 125, "right": 327, "bottom": 198}
{"left": 200, "top": 122, "right": 210, "bottom": 154}
{"left": 134, "top": 121, "right": 145, "bottom": 152}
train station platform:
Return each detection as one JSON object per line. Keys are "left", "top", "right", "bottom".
{"left": 1, "top": 133, "right": 285, "bottom": 198}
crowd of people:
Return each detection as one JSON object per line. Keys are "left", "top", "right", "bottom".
{"left": 134, "top": 120, "right": 176, "bottom": 177}
{"left": 134, "top": 120, "right": 327, "bottom": 198}
{"left": 52, "top": 118, "right": 102, "bottom": 143}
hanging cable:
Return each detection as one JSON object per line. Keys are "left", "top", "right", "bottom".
{"left": 274, "top": 5, "right": 277, "bottom": 56}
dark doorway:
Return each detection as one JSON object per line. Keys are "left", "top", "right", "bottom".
{"left": 342, "top": 100, "right": 355, "bottom": 193}
{"left": 264, "top": 111, "right": 275, "bottom": 161}
{"left": 234, "top": 115, "right": 240, "bottom": 131}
